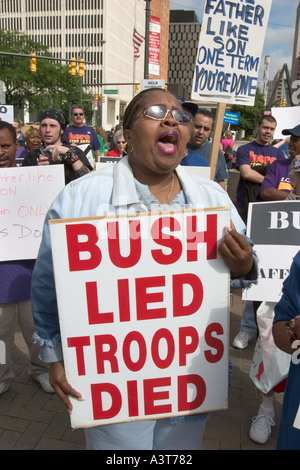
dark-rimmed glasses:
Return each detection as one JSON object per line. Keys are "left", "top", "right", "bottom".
{"left": 73, "top": 113, "right": 84, "bottom": 116}
{"left": 139, "top": 105, "right": 191, "bottom": 124}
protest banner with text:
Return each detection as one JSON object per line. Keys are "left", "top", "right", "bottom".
{"left": 0, "top": 165, "right": 65, "bottom": 261}
{"left": 243, "top": 200, "right": 300, "bottom": 302}
{"left": 49, "top": 207, "right": 231, "bottom": 428}
{"left": 191, "top": 0, "right": 272, "bottom": 105}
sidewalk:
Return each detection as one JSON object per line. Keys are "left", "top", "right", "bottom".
{"left": 0, "top": 289, "right": 283, "bottom": 450}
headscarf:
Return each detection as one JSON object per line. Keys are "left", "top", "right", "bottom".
{"left": 39, "top": 108, "right": 69, "bottom": 131}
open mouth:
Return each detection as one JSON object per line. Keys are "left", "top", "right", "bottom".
{"left": 157, "top": 131, "right": 178, "bottom": 155}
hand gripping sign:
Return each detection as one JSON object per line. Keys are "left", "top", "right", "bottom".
{"left": 49, "top": 207, "right": 231, "bottom": 428}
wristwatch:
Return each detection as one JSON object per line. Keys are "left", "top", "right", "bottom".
{"left": 62, "top": 147, "right": 79, "bottom": 166}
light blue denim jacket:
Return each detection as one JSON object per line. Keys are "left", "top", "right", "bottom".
{"left": 32, "top": 156, "right": 258, "bottom": 362}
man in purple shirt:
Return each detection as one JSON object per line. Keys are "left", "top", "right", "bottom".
{"left": 235, "top": 115, "right": 285, "bottom": 223}
{"left": 63, "top": 104, "right": 100, "bottom": 163}
{"left": 0, "top": 121, "right": 53, "bottom": 396}
{"left": 259, "top": 124, "right": 300, "bottom": 201}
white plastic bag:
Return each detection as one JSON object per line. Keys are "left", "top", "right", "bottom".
{"left": 250, "top": 301, "right": 291, "bottom": 394}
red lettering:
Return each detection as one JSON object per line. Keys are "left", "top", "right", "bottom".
{"left": 178, "top": 374, "right": 206, "bottom": 411}
{"left": 127, "top": 380, "right": 139, "bottom": 417}
{"left": 122, "top": 331, "right": 147, "bottom": 371}
{"left": 151, "top": 217, "right": 182, "bottom": 264}
{"left": 136, "top": 276, "right": 166, "bottom": 320}
{"left": 107, "top": 220, "right": 142, "bottom": 268}
{"left": 86, "top": 281, "right": 113, "bottom": 324}
{"left": 204, "top": 322, "right": 224, "bottom": 363}
{"left": 67, "top": 336, "right": 90, "bottom": 375}
{"left": 144, "top": 377, "right": 172, "bottom": 415}
{"left": 91, "top": 383, "right": 121, "bottom": 419}
{"left": 173, "top": 273, "right": 203, "bottom": 317}
{"left": 151, "top": 328, "right": 175, "bottom": 369}
{"left": 186, "top": 214, "right": 217, "bottom": 261}
{"left": 94, "top": 334, "right": 119, "bottom": 374}
{"left": 118, "top": 279, "right": 131, "bottom": 322}
{"left": 66, "top": 223, "right": 101, "bottom": 271}
{"left": 178, "top": 326, "right": 199, "bottom": 366}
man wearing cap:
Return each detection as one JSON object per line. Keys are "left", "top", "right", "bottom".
{"left": 183, "top": 108, "right": 228, "bottom": 189}
{"left": 259, "top": 124, "right": 300, "bottom": 200}
{"left": 22, "top": 108, "right": 93, "bottom": 184}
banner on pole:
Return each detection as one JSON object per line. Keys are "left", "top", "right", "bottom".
{"left": 49, "top": 207, "right": 231, "bottom": 428}
{"left": 191, "top": 0, "right": 272, "bottom": 105}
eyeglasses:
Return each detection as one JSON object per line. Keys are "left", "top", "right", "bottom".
{"left": 117, "top": 141, "right": 125, "bottom": 144}
{"left": 139, "top": 106, "right": 192, "bottom": 124}
{"left": 73, "top": 113, "right": 84, "bottom": 116}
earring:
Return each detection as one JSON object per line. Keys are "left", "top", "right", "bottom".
{"left": 125, "top": 142, "right": 133, "bottom": 154}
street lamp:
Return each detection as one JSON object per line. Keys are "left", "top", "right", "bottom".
{"left": 79, "top": 40, "right": 106, "bottom": 104}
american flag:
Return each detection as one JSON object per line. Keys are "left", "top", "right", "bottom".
{"left": 133, "top": 28, "right": 145, "bottom": 60}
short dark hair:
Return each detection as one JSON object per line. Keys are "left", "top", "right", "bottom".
{"left": 196, "top": 109, "right": 214, "bottom": 121}
{"left": 0, "top": 121, "right": 17, "bottom": 141}
{"left": 257, "top": 115, "right": 277, "bottom": 126}
{"left": 71, "top": 104, "right": 84, "bottom": 114}
{"left": 123, "top": 88, "right": 179, "bottom": 130}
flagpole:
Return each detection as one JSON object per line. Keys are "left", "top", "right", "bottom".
{"left": 144, "top": 0, "right": 151, "bottom": 79}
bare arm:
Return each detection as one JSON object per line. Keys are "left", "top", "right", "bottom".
{"left": 239, "top": 164, "right": 264, "bottom": 184}
{"left": 260, "top": 188, "right": 289, "bottom": 201}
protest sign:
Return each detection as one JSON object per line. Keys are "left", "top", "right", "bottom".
{"left": 0, "top": 105, "right": 13, "bottom": 124}
{"left": 49, "top": 207, "right": 231, "bottom": 429}
{"left": 191, "top": 0, "right": 272, "bottom": 106}
{"left": 243, "top": 201, "right": 300, "bottom": 302}
{"left": 0, "top": 165, "right": 65, "bottom": 261}
{"left": 271, "top": 106, "right": 300, "bottom": 139}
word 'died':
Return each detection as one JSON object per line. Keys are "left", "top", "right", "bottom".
{"left": 268, "top": 211, "right": 300, "bottom": 230}
{"left": 65, "top": 214, "right": 218, "bottom": 272}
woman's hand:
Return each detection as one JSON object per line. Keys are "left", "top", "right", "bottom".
{"left": 218, "top": 226, "right": 253, "bottom": 279}
{"left": 49, "top": 361, "right": 82, "bottom": 412}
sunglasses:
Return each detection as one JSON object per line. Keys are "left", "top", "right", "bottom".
{"left": 139, "top": 105, "right": 192, "bottom": 124}
{"left": 117, "top": 141, "right": 125, "bottom": 144}
{"left": 73, "top": 113, "right": 84, "bottom": 116}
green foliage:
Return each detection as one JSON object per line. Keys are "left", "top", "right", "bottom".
{"left": 0, "top": 29, "right": 93, "bottom": 121}
{"left": 229, "top": 88, "right": 266, "bottom": 137}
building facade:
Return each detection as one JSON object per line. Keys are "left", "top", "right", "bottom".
{"left": 0, "top": 0, "right": 169, "bottom": 129}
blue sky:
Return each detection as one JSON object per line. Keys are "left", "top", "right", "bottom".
{"left": 170, "top": 0, "right": 297, "bottom": 87}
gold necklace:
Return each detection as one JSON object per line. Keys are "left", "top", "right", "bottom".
{"left": 162, "top": 172, "right": 175, "bottom": 204}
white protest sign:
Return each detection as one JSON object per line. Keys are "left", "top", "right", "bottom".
{"left": 49, "top": 207, "right": 231, "bottom": 429}
{"left": 0, "top": 165, "right": 65, "bottom": 261}
{"left": 271, "top": 107, "right": 300, "bottom": 140}
{"left": 0, "top": 105, "right": 14, "bottom": 124}
{"left": 191, "top": 0, "right": 272, "bottom": 105}
{"left": 243, "top": 201, "right": 300, "bottom": 302}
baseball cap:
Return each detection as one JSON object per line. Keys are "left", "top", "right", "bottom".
{"left": 282, "top": 124, "right": 300, "bottom": 137}
{"left": 178, "top": 98, "right": 198, "bottom": 116}
{"left": 289, "top": 155, "right": 300, "bottom": 173}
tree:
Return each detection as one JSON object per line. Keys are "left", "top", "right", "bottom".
{"left": 0, "top": 29, "right": 93, "bottom": 121}
{"left": 229, "top": 88, "right": 266, "bottom": 137}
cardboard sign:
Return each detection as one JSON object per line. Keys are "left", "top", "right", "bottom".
{"left": 49, "top": 207, "right": 231, "bottom": 429}
{"left": 243, "top": 201, "right": 300, "bottom": 302}
{"left": 191, "top": 0, "right": 272, "bottom": 105}
{"left": 0, "top": 165, "right": 65, "bottom": 261}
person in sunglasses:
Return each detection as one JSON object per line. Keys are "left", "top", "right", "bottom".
{"left": 31, "top": 88, "right": 258, "bottom": 450}
{"left": 63, "top": 104, "right": 101, "bottom": 164}
{"left": 106, "top": 130, "right": 126, "bottom": 157}
{"left": 22, "top": 108, "right": 93, "bottom": 184}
